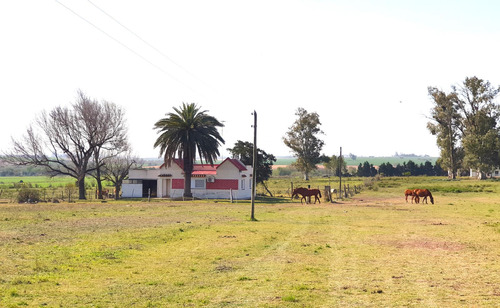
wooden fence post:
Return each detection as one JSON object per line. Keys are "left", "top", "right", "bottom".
{"left": 324, "top": 186, "right": 331, "bottom": 202}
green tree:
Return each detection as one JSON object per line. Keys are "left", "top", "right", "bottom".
{"left": 323, "top": 155, "right": 347, "bottom": 177}
{"left": 154, "top": 103, "right": 224, "bottom": 197}
{"left": 422, "top": 161, "right": 435, "bottom": 176}
{"left": 358, "top": 161, "right": 375, "bottom": 177}
{"left": 356, "top": 163, "right": 363, "bottom": 177}
{"left": 227, "top": 140, "right": 276, "bottom": 196}
{"left": 427, "top": 87, "right": 463, "bottom": 179}
{"left": 453, "top": 77, "right": 500, "bottom": 178}
{"left": 378, "top": 162, "right": 395, "bottom": 176}
{"left": 406, "top": 160, "right": 417, "bottom": 176}
{"left": 283, "top": 108, "right": 325, "bottom": 180}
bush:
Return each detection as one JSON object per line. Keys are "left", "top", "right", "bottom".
{"left": 17, "top": 187, "right": 41, "bottom": 203}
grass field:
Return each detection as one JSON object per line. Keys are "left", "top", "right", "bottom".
{"left": 1, "top": 177, "right": 500, "bottom": 307}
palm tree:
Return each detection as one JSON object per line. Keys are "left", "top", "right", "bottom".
{"left": 154, "top": 103, "right": 225, "bottom": 198}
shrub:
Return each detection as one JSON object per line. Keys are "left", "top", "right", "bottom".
{"left": 17, "top": 187, "right": 41, "bottom": 203}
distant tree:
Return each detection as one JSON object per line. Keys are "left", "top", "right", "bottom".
{"left": 357, "top": 161, "right": 375, "bottom": 177}
{"left": 323, "top": 155, "right": 347, "bottom": 177}
{"left": 434, "top": 160, "right": 447, "bottom": 176}
{"left": 4, "top": 90, "right": 128, "bottom": 199}
{"left": 154, "top": 103, "right": 224, "bottom": 198}
{"left": 406, "top": 160, "right": 417, "bottom": 176}
{"left": 357, "top": 163, "right": 363, "bottom": 176}
{"left": 378, "top": 162, "right": 395, "bottom": 176}
{"left": 422, "top": 161, "right": 434, "bottom": 176}
{"left": 394, "top": 163, "right": 404, "bottom": 176}
{"left": 102, "top": 151, "right": 141, "bottom": 200}
{"left": 427, "top": 87, "right": 463, "bottom": 179}
{"left": 227, "top": 140, "right": 276, "bottom": 196}
{"left": 283, "top": 108, "right": 325, "bottom": 180}
{"left": 453, "top": 77, "right": 500, "bottom": 178}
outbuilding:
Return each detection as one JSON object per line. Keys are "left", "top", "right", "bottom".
{"left": 122, "top": 158, "right": 253, "bottom": 199}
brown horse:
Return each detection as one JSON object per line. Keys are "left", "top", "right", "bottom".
{"left": 405, "top": 189, "right": 414, "bottom": 203}
{"left": 414, "top": 189, "right": 434, "bottom": 204}
{"left": 291, "top": 187, "right": 322, "bottom": 204}
{"left": 404, "top": 189, "right": 420, "bottom": 203}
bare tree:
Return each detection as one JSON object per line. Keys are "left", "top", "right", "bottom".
{"left": 82, "top": 93, "right": 129, "bottom": 199}
{"left": 102, "top": 151, "right": 141, "bottom": 200}
{"left": 4, "top": 90, "right": 129, "bottom": 199}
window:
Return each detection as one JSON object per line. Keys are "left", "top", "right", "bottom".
{"left": 124, "top": 179, "right": 142, "bottom": 184}
{"left": 241, "top": 179, "right": 245, "bottom": 190}
{"left": 192, "top": 179, "right": 205, "bottom": 189}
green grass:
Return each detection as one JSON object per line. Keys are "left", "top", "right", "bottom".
{"left": 1, "top": 177, "right": 500, "bottom": 306}
{"left": 0, "top": 176, "right": 77, "bottom": 189}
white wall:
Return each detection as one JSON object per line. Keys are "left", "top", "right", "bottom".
{"left": 122, "top": 184, "right": 143, "bottom": 198}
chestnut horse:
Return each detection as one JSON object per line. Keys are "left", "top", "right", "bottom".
{"left": 291, "top": 187, "right": 322, "bottom": 204}
{"left": 414, "top": 189, "right": 434, "bottom": 204}
{"left": 405, "top": 189, "right": 415, "bottom": 203}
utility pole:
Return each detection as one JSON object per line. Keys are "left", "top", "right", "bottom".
{"left": 251, "top": 111, "right": 257, "bottom": 221}
{"left": 339, "top": 146, "right": 342, "bottom": 199}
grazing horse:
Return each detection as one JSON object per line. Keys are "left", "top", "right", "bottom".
{"left": 291, "top": 187, "right": 322, "bottom": 204}
{"left": 414, "top": 189, "right": 434, "bottom": 204}
{"left": 404, "top": 189, "right": 420, "bottom": 204}
{"left": 405, "top": 189, "right": 415, "bottom": 203}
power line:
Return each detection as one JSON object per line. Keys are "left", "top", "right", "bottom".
{"left": 87, "top": 0, "right": 209, "bottom": 89}
{"left": 54, "top": 0, "right": 200, "bottom": 95}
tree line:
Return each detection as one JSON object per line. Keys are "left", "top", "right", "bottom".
{"left": 359, "top": 160, "right": 446, "bottom": 177}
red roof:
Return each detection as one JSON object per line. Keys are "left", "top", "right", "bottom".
{"left": 217, "top": 158, "right": 247, "bottom": 171}
{"left": 162, "top": 158, "right": 247, "bottom": 174}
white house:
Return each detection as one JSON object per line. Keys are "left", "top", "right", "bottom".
{"left": 470, "top": 169, "right": 500, "bottom": 179}
{"left": 122, "top": 158, "right": 253, "bottom": 199}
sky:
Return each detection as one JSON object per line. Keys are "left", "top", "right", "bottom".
{"left": 2, "top": 0, "right": 500, "bottom": 159}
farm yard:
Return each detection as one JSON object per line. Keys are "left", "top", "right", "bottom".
{"left": 1, "top": 176, "right": 500, "bottom": 307}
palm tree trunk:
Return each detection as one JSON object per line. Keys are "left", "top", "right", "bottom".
{"left": 183, "top": 154, "right": 194, "bottom": 198}
{"left": 184, "top": 171, "right": 193, "bottom": 198}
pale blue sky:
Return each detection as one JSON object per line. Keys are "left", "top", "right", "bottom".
{"left": 1, "top": 1, "right": 500, "bottom": 159}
